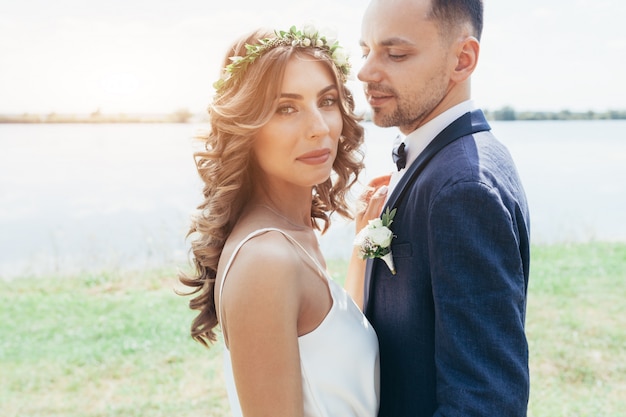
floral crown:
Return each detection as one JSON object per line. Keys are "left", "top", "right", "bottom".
{"left": 213, "top": 25, "right": 351, "bottom": 96}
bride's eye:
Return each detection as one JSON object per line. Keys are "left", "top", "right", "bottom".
{"left": 277, "top": 104, "right": 297, "bottom": 115}
{"left": 320, "top": 96, "right": 338, "bottom": 108}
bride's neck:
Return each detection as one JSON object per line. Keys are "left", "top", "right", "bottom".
{"left": 251, "top": 192, "right": 313, "bottom": 230}
{"left": 256, "top": 203, "right": 312, "bottom": 230}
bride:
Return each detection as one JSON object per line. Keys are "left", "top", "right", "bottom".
{"left": 178, "top": 26, "right": 388, "bottom": 417}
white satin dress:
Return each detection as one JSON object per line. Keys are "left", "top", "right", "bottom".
{"left": 218, "top": 228, "right": 380, "bottom": 417}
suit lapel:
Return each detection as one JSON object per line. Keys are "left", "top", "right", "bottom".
{"left": 385, "top": 110, "right": 490, "bottom": 210}
{"left": 363, "top": 110, "right": 491, "bottom": 311}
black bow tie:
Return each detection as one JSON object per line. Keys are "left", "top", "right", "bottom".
{"left": 392, "top": 141, "right": 406, "bottom": 171}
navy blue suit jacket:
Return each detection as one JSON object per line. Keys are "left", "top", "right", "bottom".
{"left": 364, "top": 110, "right": 530, "bottom": 417}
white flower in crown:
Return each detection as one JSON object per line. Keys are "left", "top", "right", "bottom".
{"left": 302, "top": 23, "right": 318, "bottom": 38}
{"left": 354, "top": 207, "right": 397, "bottom": 275}
{"left": 332, "top": 47, "right": 350, "bottom": 68}
{"left": 320, "top": 26, "right": 338, "bottom": 46}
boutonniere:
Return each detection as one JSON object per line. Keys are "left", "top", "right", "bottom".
{"left": 354, "top": 207, "right": 397, "bottom": 275}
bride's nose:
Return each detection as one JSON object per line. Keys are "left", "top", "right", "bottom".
{"left": 307, "top": 107, "right": 331, "bottom": 140}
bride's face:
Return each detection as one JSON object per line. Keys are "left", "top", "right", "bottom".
{"left": 252, "top": 56, "right": 343, "bottom": 190}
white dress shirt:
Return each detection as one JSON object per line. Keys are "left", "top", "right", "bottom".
{"left": 387, "top": 100, "right": 477, "bottom": 197}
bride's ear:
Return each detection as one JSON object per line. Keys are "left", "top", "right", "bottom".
{"left": 451, "top": 36, "right": 479, "bottom": 83}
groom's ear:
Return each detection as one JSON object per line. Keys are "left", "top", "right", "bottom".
{"left": 451, "top": 36, "right": 479, "bottom": 82}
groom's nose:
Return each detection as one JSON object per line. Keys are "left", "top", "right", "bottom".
{"left": 358, "top": 55, "right": 383, "bottom": 84}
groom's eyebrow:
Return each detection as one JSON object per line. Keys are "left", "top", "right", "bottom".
{"left": 381, "top": 37, "right": 414, "bottom": 47}
{"left": 360, "top": 37, "right": 414, "bottom": 47}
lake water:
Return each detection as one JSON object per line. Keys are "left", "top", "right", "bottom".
{"left": 1, "top": 120, "right": 625, "bottom": 278}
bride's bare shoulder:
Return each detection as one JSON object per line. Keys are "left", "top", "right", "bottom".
{"left": 221, "top": 228, "right": 302, "bottom": 284}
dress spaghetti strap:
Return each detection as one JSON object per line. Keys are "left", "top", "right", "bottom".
{"left": 217, "top": 227, "right": 327, "bottom": 330}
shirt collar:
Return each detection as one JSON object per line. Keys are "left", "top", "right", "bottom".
{"left": 401, "top": 100, "right": 476, "bottom": 170}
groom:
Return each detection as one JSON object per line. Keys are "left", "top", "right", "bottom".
{"left": 359, "top": 0, "right": 531, "bottom": 416}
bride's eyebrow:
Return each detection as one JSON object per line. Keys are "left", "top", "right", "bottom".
{"left": 317, "top": 85, "right": 338, "bottom": 97}
{"left": 279, "top": 84, "right": 338, "bottom": 100}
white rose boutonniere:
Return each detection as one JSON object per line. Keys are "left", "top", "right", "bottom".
{"left": 354, "top": 207, "right": 397, "bottom": 275}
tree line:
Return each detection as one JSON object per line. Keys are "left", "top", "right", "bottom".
{"left": 484, "top": 106, "right": 626, "bottom": 121}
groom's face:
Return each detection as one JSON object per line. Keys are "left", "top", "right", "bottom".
{"left": 358, "top": 0, "right": 458, "bottom": 134}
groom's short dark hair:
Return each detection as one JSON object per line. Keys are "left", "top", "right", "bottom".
{"left": 428, "top": 0, "right": 484, "bottom": 41}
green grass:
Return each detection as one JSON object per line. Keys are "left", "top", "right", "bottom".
{"left": 0, "top": 270, "right": 229, "bottom": 417}
{"left": 524, "top": 243, "right": 626, "bottom": 416}
{"left": 1, "top": 242, "right": 625, "bottom": 416}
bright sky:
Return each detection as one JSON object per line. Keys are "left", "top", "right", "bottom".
{"left": 1, "top": 0, "right": 624, "bottom": 114}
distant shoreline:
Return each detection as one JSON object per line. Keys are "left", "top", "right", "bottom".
{"left": 1, "top": 107, "right": 625, "bottom": 123}
{"left": 0, "top": 109, "right": 207, "bottom": 124}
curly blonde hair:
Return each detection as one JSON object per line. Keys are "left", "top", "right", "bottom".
{"left": 179, "top": 28, "right": 365, "bottom": 347}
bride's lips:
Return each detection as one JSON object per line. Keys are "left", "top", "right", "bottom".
{"left": 296, "top": 148, "right": 332, "bottom": 165}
